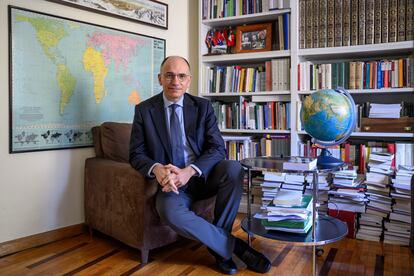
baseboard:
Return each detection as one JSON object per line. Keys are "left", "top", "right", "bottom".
{"left": 0, "top": 223, "right": 86, "bottom": 257}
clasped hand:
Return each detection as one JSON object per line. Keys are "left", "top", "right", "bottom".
{"left": 153, "top": 164, "right": 196, "bottom": 194}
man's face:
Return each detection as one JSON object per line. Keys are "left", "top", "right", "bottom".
{"left": 158, "top": 57, "right": 192, "bottom": 102}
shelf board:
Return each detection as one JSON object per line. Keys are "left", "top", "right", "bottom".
{"left": 297, "top": 88, "right": 414, "bottom": 95}
{"left": 297, "top": 130, "right": 414, "bottom": 138}
{"left": 201, "top": 91, "right": 291, "bottom": 96}
{"left": 202, "top": 50, "right": 290, "bottom": 63}
{"left": 201, "top": 9, "right": 290, "bottom": 27}
{"left": 298, "top": 41, "right": 414, "bottom": 59}
{"left": 220, "top": 129, "right": 291, "bottom": 134}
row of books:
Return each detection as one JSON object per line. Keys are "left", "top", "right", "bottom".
{"left": 296, "top": 101, "right": 414, "bottom": 132}
{"left": 212, "top": 100, "right": 291, "bottom": 130}
{"left": 223, "top": 134, "right": 290, "bottom": 160}
{"left": 299, "top": 0, "right": 414, "bottom": 49}
{"left": 202, "top": 0, "right": 290, "bottom": 20}
{"left": 298, "top": 141, "right": 414, "bottom": 173}
{"left": 203, "top": 58, "right": 290, "bottom": 93}
{"left": 297, "top": 57, "right": 414, "bottom": 91}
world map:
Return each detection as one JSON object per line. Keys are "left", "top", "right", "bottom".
{"left": 10, "top": 7, "right": 165, "bottom": 152}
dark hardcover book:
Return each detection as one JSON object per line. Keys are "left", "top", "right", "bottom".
{"left": 332, "top": 62, "right": 338, "bottom": 88}
{"left": 299, "top": 0, "right": 307, "bottom": 49}
{"left": 344, "top": 62, "right": 350, "bottom": 89}
{"left": 351, "top": 0, "right": 359, "bottom": 45}
{"left": 334, "top": 0, "right": 343, "bottom": 46}
{"left": 338, "top": 62, "right": 346, "bottom": 88}
{"left": 365, "top": 0, "right": 375, "bottom": 44}
{"left": 374, "top": 0, "right": 382, "bottom": 44}
{"left": 381, "top": 0, "right": 389, "bottom": 43}
{"left": 313, "top": 0, "right": 320, "bottom": 48}
{"left": 327, "top": 0, "right": 335, "bottom": 47}
{"left": 283, "top": 13, "right": 290, "bottom": 50}
{"left": 306, "top": 0, "right": 314, "bottom": 48}
{"left": 358, "top": 0, "right": 366, "bottom": 45}
{"left": 397, "top": 0, "right": 406, "bottom": 41}
{"left": 319, "top": 0, "right": 328, "bottom": 47}
{"left": 407, "top": 0, "right": 414, "bottom": 40}
{"left": 389, "top": 0, "right": 398, "bottom": 42}
{"left": 342, "top": 0, "right": 351, "bottom": 46}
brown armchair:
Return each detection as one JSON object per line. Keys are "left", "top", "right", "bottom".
{"left": 84, "top": 122, "right": 215, "bottom": 264}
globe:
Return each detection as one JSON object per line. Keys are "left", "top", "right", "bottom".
{"left": 300, "top": 88, "right": 356, "bottom": 168}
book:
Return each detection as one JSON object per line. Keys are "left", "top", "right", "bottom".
{"left": 266, "top": 194, "right": 313, "bottom": 213}
{"left": 273, "top": 189, "right": 303, "bottom": 206}
{"left": 283, "top": 157, "right": 317, "bottom": 171}
{"left": 261, "top": 215, "right": 311, "bottom": 229}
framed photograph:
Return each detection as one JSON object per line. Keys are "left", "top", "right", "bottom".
{"left": 235, "top": 23, "right": 272, "bottom": 54}
{"left": 48, "top": 0, "right": 168, "bottom": 29}
{"left": 9, "top": 6, "right": 165, "bottom": 153}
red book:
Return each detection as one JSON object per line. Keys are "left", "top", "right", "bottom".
{"left": 297, "top": 63, "right": 301, "bottom": 90}
{"left": 328, "top": 209, "right": 356, "bottom": 238}
{"left": 265, "top": 61, "right": 272, "bottom": 91}
{"left": 387, "top": 143, "right": 396, "bottom": 170}
{"left": 359, "top": 144, "right": 366, "bottom": 174}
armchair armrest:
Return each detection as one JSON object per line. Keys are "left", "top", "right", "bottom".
{"left": 84, "top": 157, "right": 159, "bottom": 248}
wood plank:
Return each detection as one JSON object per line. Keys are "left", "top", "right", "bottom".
{"left": 0, "top": 215, "right": 412, "bottom": 275}
{"left": 0, "top": 224, "right": 85, "bottom": 257}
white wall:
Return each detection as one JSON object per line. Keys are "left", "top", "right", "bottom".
{"left": 0, "top": 0, "right": 198, "bottom": 243}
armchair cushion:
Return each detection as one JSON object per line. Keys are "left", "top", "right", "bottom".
{"left": 100, "top": 122, "right": 131, "bottom": 162}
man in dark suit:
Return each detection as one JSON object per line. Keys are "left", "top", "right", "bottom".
{"left": 129, "top": 56, "right": 271, "bottom": 274}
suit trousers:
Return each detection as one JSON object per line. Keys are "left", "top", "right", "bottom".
{"left": 155, "top": 160, "right": 244, "bottom": 259}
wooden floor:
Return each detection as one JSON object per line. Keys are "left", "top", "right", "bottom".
{"left": 1, "top": 215, "right": 413, "bottom": 276}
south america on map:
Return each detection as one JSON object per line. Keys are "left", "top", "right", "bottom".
{"left": 10, "top": 7, "right": 164, "bottom": 152}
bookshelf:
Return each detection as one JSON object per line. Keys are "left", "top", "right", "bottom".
{"left": 198, "top": 0, "right": 414, "bottom": 159}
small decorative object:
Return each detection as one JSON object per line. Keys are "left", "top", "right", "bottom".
{"left": 205, "top": 27, "right": 235, "bottom": 54}
{"left": 48, "top": 0, "right": 168, "bottom": 29}
{"left": 300, "top": 88, "right": 356, "bottom": 169}
{"left": 235, "top": 23, "right": 272, "bottom": 53}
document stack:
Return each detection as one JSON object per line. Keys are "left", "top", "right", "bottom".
{"left": 281, "top": 173, "right": 306, "bottom": 191}
{"left": 261, "top": 172, "right": 285, "bottom": 208}
{"left": 368, "top": 103, "right": 402, "bottom": 119}
{"left": 255, "top": 191, "right": 314, "bottom": 234}
{"left": 304, "top": 173, "right": 330, "bottom": 214}
{"left": 384, "top": 165, "right": 413, "bottom": 245}
{"left": 357, "top": 152, "right": 394, "bottom": 242}
{"left": 328, "top": 170, "right": 366, "bottom": 213}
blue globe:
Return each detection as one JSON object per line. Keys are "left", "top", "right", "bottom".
{"left": 300, "top": 88, "right": 356, "bottom": 147}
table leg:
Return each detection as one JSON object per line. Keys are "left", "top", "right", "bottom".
{"left": 312, "top": 245, "right": 316, "bottom": 276}
{"left": 312, "top": 171, "right": 318, "bottom": 275}
{"left": 247, "top": 168, "right": 252, "bottom": 246}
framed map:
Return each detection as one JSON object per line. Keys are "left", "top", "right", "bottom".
{"left": 9, "top": 6, "right": 165, "bottom": 153}
{"left": 48, "top": 0, "right": 168, "bottom": 29}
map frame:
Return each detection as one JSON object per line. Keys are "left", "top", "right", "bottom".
{"left": 48, "top": 0, "right": 168, "bottom": 29}
{"left": 8, "top": 5, "right": 166, "bottom": 153}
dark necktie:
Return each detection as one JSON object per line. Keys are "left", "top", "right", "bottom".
{"left": 170, "top": 104, "right": 185, "bottom": 168}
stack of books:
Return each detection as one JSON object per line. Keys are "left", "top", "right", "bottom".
{"left": 255, "top": 191, "right": 314, "bottom": 234}
{"left": 281, "top": 173, "right": 306, "bottom": 191}
{"left": 328, "top": 170, "right": 366, "bottom": 213}
{"left": 261, "top": 172, "right": 285, "bottom": 208}
{"left": 384, "top": 165, "right": 413, "bottom": 245}
{"left": 356, "top": 152, "right": 394, "bottom": 242}
{"left": 305, "top": 173, "right": 331, "bottom": 214}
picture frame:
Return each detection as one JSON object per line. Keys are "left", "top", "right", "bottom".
{"left": 9, "top": 6, "right": 165, "bottom": 153}
{"left": 48, "top": 0, "right": 168, "bottom": 29}
{"left": 235, "top": 23, "right": 272, "bottom": 54}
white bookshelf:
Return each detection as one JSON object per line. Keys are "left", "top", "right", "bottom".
{"left": 198, "top": 0, "right": 414, "bottom": 157}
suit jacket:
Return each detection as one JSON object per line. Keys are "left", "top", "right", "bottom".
{"left": 129, "top": 92, "right": 226, "bottom": 180}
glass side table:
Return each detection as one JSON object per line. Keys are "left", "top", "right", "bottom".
{"left": 240, "top": 156, "right": 348, "bottom": 276}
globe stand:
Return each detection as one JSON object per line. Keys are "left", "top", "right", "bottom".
{"left": 317, "top": 148, "right": 344, "bottom": 169}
